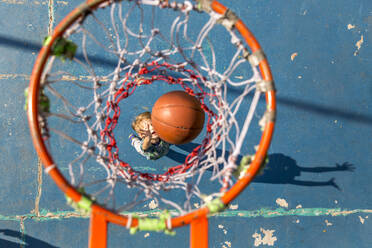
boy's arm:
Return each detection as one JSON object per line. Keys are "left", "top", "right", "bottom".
{"left": 129, "top": 134, "right": 169, "bottom": 160}
{"left": 129, "top": 134, "right": 146, "bottom": 155}
{"left": 142, "top": 136, "right": 152, "bottom": 151}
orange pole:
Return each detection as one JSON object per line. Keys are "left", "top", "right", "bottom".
{"left": 190, "top": 215, "right": 208, "bottom": 248}
{"left": 89, "top": 208, "right": 108, "bottom": 248}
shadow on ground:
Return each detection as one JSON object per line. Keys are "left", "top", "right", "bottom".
{"left": 167, "top": 143, "right": 354, "bottom": 190}
{"left": 0, "top": 229, "right": 58, "bottom": 248}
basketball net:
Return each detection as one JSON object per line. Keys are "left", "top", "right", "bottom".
{"left": 27, "top": 0, "right": 276, "bottom": 247}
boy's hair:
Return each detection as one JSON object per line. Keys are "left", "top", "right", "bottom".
{"left": 131, "top": 112, "right": 151, "bottom": 133}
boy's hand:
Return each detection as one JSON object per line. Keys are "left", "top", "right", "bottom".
{"left": 140, "top": 124, "right": 153, "bottom": 151}
{"left": 142, "top": 136, "right": 152, "bottom": 151}
{"left": 139, "top": 123, "right": 153, "bottom": 139}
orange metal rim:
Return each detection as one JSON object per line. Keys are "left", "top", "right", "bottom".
{"left": 27, "top": 0, "right": 276, "bottom": 229}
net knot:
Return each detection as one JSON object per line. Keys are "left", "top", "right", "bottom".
{"left": 166, "top": 167, "right": 175, "bottom": 175}
{"left": 206, "top": 123, "right": 212, "bottom": 132}
{"left": 139, "top": 67, "right": 149, "bottom": 75}
{"left": 167, "top": 76, "right": 176, "bottom": 84}
{"left": 181, "top": 1, "right": 193, "bottom": 13}
{"left": 186, "top": 88, "right": 194, "bottom": 95}
{"left": 120, "top": 91, "right": 128, "bottom": 99}
{"left": 151, "top": 28, "right": 160, "bottom": 36}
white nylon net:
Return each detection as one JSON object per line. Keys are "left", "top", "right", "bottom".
{"left": 39, "top": 0, "right": 269, "bottom": 216}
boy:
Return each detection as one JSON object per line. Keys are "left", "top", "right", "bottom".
{"left": 129, "top": 112, "right": 170, "bottom": 160}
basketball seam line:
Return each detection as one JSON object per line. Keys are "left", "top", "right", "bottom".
{"left": 151, "top": 115, "right": 204, "bottom": 130}
{"left": 153, "top": 104, "right": 204, "bottom": 113}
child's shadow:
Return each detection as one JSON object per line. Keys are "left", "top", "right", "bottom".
{"left": 167, "top": 143, "right": 355, "bottom": 190}
{"left": 254, "top": 153, "right": 354, "bottom": 190}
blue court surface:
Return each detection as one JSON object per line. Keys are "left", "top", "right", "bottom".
{"left": 0, "top": 0, "right": 371, "bottom": 247}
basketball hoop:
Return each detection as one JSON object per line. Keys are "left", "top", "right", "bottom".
{"left": 27, "top": 0, "right": 276, "bottom": 247}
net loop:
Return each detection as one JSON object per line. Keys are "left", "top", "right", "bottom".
{"left": 182, "top": 1, "right": 193, "bottom": 13}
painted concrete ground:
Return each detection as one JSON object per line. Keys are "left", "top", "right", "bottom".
{"left": 0, "top": 0, "right": 371, "bottom": 247}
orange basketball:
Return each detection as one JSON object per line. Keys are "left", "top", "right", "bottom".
{"left": 151, "top": 91, "right": 205, "bottom": 145}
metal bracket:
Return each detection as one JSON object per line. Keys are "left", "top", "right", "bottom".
{"left": 217, "top": 9, "right": 239, "bottom": 30}
{"left": 259, "top": 110, "right": 276, "bottom": 129}
{"left": 247, "top": 49, "right": 266, "bottom": 67}
{"left": 196, "top": 0, "right": 213, "bottom": 12}
{"left": 256, "top": 80, "right": 276, "bottom": 92}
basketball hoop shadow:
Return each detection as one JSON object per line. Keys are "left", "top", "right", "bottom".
{"left": 169, "top": 144, "right": 354, "bottom": 190}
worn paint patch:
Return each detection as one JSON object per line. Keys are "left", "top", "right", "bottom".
{"left": 359, "top": 216, "right": 365, "bottom": 224}
{"left": 0, "top": 0, "right": 26, "bottom": 4}
{"left": 217, "top": 208, "right": 372, "bottom": 218}
{"left": 276, "top": 198, "right": 288, "bottom": 208}
{"left": 1, "top": 0, "right": 67, "bottom": 5}
{"left": 252, "top": 228, "right": 277, "bottom": 247}
{"left": 291, "top": 52, "right": 298, "bottom": 61}
{"left": 33, "top": 159, "right": 43, "bottom": 216}
{"left": 229, "top": 204, "right": 238, "bottom": 210}
{"left": 222, "top": 241, "right": 231, "bottom": 248}
{"left": 48, "top": 0, "right": 54, "bottom": 35}
{"left": 325, "top": 219, "right": 333, "bottom": 226}
{"left": 148, "top": 200, "right": 158, "bottom": 209}
{"left": 56, "top": 0, "right": 68, "bottom": 5}
{"left": 0, "top": 73, "right": 29, "bottom": 80}
{"left": 354, "top": 35, "right": 364, "bottom": 56}
{"left": 1, "top": 208, "right": 372, "bottom": 222}
{"left": 0, "top": 73, "right": 107, "bottom": 82}
{"left": 347, "top": 24, "right": 356, "bottom": 30}
{"left": 301, "top": 10, "right": 307, "bottom": 15}
{"left": 0, "top": 210, "right": 87, "bottom": 222}
{"left": 218, "top": 224, "right": 227, "bottom": 235}
{"left": 19, "top": 217, "right": 26, "bottom": 247}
